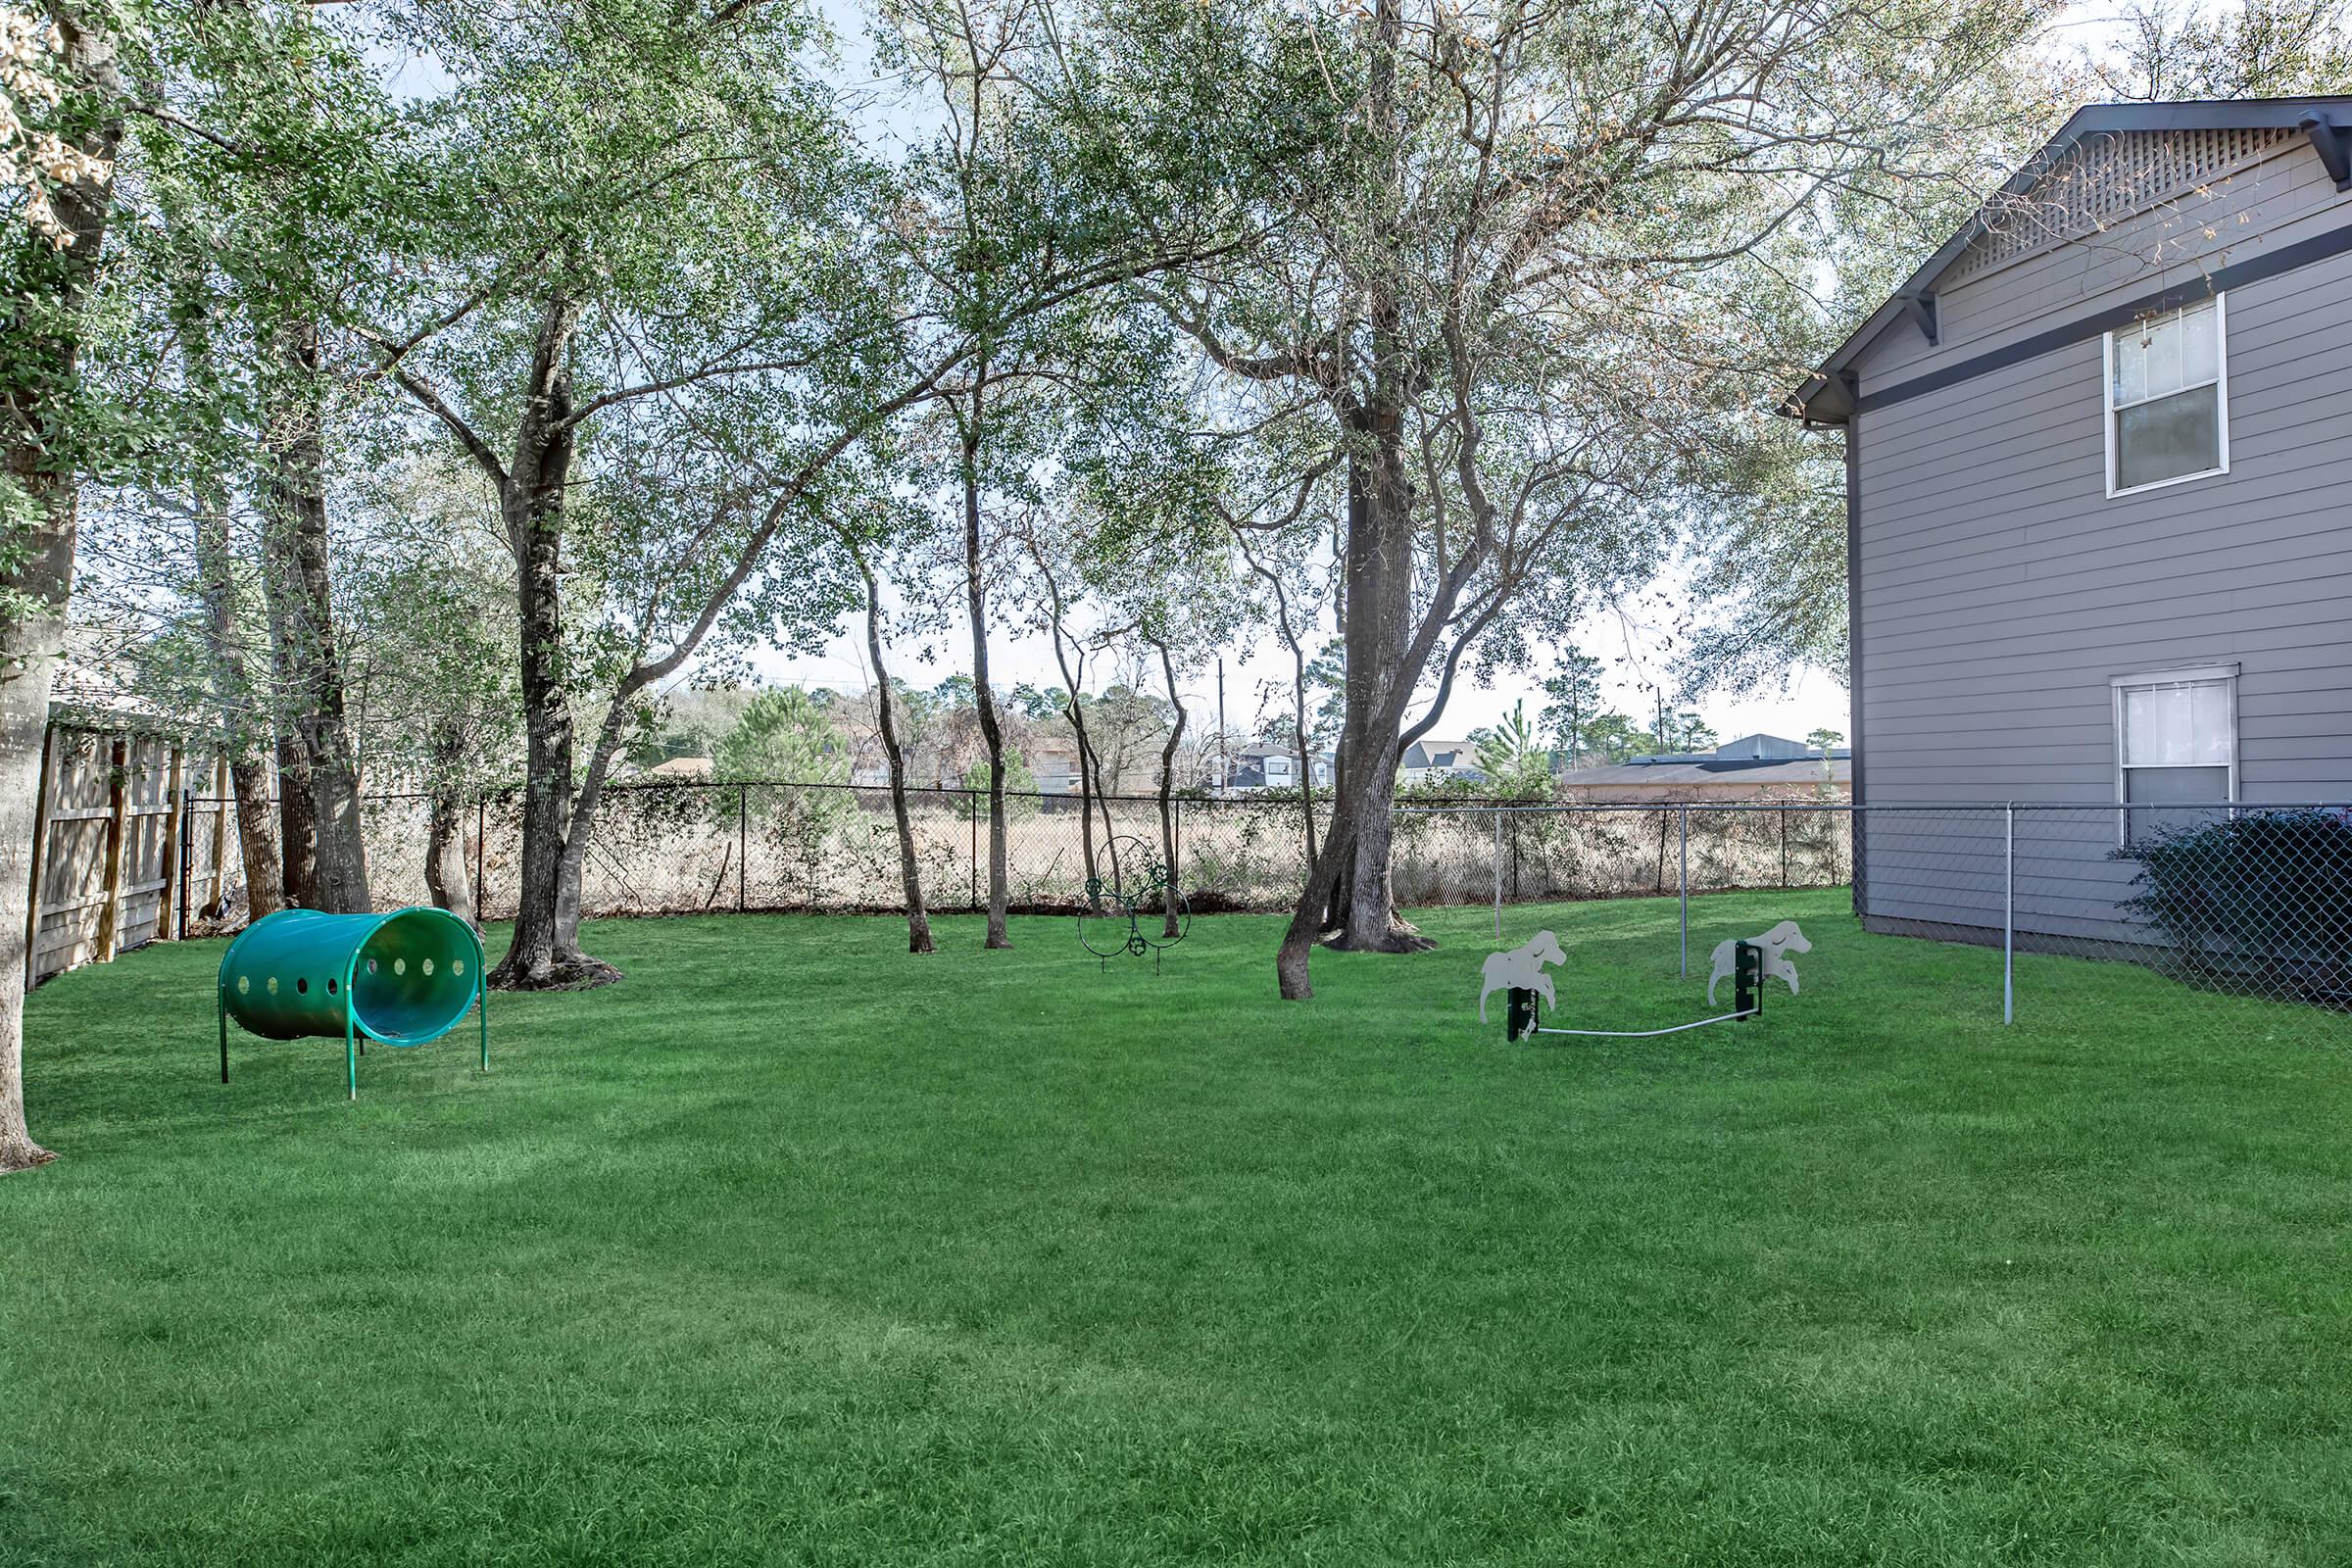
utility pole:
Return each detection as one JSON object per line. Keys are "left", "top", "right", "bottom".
{"left": 1216, "top": 657, "right": 1227, "bottom": 796}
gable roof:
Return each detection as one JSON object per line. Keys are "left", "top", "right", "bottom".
{"left": 1785, "top": 97, "right": 2352, "bottom": 425}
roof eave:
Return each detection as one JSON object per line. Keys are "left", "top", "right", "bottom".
{"left": 1778, "top": 97, "right": 2352, "bottom": 425}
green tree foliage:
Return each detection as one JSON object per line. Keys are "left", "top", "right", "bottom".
{"left": 714, "top": 687, "right": 852, "bottom": 788}
{"left": 1469, "top": 702, "right": 1553, "bottom": 797}
{"left": 961, "top": 751, "right": 1038, "bottom": 818}
{"left": 1538, "top": 650, "right": 1606, "bottom": 760}
{"left": 1581, "top": 713, "right": 1654, "bottom": 763}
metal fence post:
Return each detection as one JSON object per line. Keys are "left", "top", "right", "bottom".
{"left": 474, "top": 798, "right": 487, "bottom": 918}
{"left": 2003, "top": 802, "right": 2015, "bottom": 1026}
{"left": 1492, "top": 807, "right": 1502, "bottom": 938}
{"left": 1678, "top": 805, "right": 1690, "bottom": 977}
{"left": 1780, "top": 811, "right": 1788, "bottom": 890}
{"left": 177, "top": 786, "right": 194, "bottom": 938}
{"left": 737, "top": 785, "right": 748, "bottom": 911}
{"left": 971, "top": 791, "right": 979, "bottom": 911}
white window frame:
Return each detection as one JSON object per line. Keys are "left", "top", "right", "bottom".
{"left": 2103, "top": 295, "right": 2230, "bottom": 499}
{"left": 2111, "top": 663, "right": 2239, "bottom": 843}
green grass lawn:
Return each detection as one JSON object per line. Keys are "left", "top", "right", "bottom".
{"left": 5, "top": 889, "right": 2351, "bottom": 1566}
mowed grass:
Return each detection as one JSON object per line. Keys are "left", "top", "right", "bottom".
{"left": 5, "top": 889, "right": 2351, "bottom": 1566}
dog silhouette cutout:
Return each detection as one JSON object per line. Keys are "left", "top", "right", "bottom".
{"left": 1479, "top": 930, "right": 1566, "bottom": 1023}
{"left": 1706, "top": 920, "right": 1810, "bottom": 1005}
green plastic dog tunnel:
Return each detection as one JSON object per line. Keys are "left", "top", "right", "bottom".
{"left": 218, "top": 906, "right": 487, "bottom": 1101}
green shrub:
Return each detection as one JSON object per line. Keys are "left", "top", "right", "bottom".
{"left": 2114, "top": 808, "right": 2352, "bottom": 974}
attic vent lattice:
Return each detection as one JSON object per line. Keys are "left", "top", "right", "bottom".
{"left": 1947, "top": 126, "right": 2294, "bottom": 283}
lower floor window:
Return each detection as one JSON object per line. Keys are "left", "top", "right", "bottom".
{"left": 2114, "top": 665, "right": 2237, "bottom": 841}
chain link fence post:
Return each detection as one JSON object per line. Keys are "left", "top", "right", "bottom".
{"left": 2003, "top": 801, "right": 2016, "bottom": 1026}
{"left": 1492, "top": 807, "right": 1502, "bottom": 938}
{"left": 1679, "top": 805, "right": 1690, "bottom": 977}
{"left": 737, "top": 785, "right": 748, "bottom": 911}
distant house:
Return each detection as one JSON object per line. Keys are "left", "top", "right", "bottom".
{"left": 1222, "top": 743, "right": 1335, "bottom": 793}
{"left": 1400, "top": 739, "right": 1484, "bottom": 785}
{"left": 1028, "top": 737, "right": 1084, "bottom": 797}
{"left": 1784, "top": 97, "right": 2352, "bottom": 945}
{"left": 1554, "top": 734, "right": 1849, "bottom": 802}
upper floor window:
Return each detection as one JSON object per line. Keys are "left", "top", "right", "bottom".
{"left": 2105, "top": 297, "right": 2229, "bottom": 496}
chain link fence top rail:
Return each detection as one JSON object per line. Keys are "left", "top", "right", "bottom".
{"left": 178, "top": 784, "right": 2349, "bottom": 1037}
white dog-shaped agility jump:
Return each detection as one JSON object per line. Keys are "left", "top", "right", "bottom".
{"left": 1478, "top": 930, "right": 1566, "bottom": 1022}
{"left": 1706, "top": 920, "right": 1810, "bottom": 1004}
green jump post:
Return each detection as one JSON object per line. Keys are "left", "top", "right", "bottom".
{"left": 218, "top": 906, "right": 489, "bottom": 1102}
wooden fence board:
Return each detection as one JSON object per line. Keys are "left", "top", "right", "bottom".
{"left": 27, "top": 723, "right": 191, "bottom": 987}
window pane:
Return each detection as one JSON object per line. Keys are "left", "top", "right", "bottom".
{"left": 2180, "top": 299, "right": 2219, "bottom": 385}
{"left": 2112, "top": 330, "right": 2147, "bottom": 406}
{"left": 2187, "top": 681, "right": 2231, "bottom": 763}
{"left": 2124, "top": 683, "right": 2193, "bottom": 765}
{"left": 2124, "top": 764, "right": 2230, "bottom": 842}
{"left": 2123, "top": 681, "right": 2233, "bottom": 766}
{"left": 2117, "top": 383, "right": 2220, "bottom": 489}
{"left": 2142, "top": 312, "right": 2182, "bottom": 397}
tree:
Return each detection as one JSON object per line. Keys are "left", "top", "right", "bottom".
{"left": 1806, "top": 727, "right": 1844, "bottom": 756}
{"left": 1583, "top": 713, "right": 1652, "bottom": 764}
{"left": 1, "top": 0, "right": 120, "bottom": 1172}
{"left": 354, "top": 0, "right": 914, "bottom": 988}
{"left": 2092, "top": 0, "right": 2352, "bottom": 99}
{"left": 961, "top": 749, "right": 1037, "bottom": 816}
{"left": 712, "top": 687, "right": 849, "bottom": 787}
{"left": 1660, "top": 710, "right": 1718, "bottom": 754}
{"left": 336, "top": 455, "right": 520, "bottom": 930}
{"left": 1538, "top": 649, "right": 1605, "bottom": 761}
{"left": 846, "top": 541, "right": 935, "bottom": 955}
{"left": 1131, "top": 0, "right": 2055, "bottom": 997}
{"left": 1470, "top": 702, "right": 1551, "bottom": 798}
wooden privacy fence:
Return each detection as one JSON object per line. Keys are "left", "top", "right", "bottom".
{"left": 24, "top": 721, "right": 197, "bottom": 988}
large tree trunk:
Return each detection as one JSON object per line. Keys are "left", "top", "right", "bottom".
{"left": 423, "top": 720, "right": 476, "bottom": 928}
{"left": 273, "top": 727, "right": 319, "bottom": 906}
{"left": 859, "top": 556, "right": 933, "bottom": 954}
{"left": 263, "top": 552, "right": 320, "bottom": 906}
{"left": 1326, "top": 441, "right": 1429, "bottom": 953}
{"left": 0, "top": 8, "right": 121, "bottom": 1172}
{"left": 958, "top": 379, "right": 1011, "bottom": 949}
{"left": 491, "top": 294, "right": 616, "bottom": 991}
{"left": 226, "top": 758, "right": 282, "bottom": 919}
{"left": 194, "top": 483, "right": 285, "bottom": 918}
{"left": 177, "top": 270, "right": 284, "bottom": 920}
{"left": 194, "top": 492, "right": 284, "bottom": 918}
{"left": 262, "top": 319, "right": 371, "bottom": 912}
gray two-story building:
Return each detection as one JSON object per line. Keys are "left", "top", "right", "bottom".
{"left": 1788, "top": 98, "right": 2352, "bottom": 944}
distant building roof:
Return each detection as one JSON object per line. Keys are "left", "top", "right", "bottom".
{"left": 647, "top": 756, "right": 713, "bottom": 780}
{"left": 1557, "top": 757, "right": 1850, "bottom": 792}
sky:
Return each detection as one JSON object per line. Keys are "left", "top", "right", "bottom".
{"left": 745, "top": 574, "right": 1852, "bottom": 751}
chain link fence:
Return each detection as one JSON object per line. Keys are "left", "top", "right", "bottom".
{"left": 173, "top": 784, "right": 2350, "bottom": 1039}
{"left": 1862, "top": 801, "right": 2352, "bottom": 1025}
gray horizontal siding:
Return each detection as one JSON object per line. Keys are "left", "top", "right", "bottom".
{"left": 1854, "top": 140, "right": 2336, "bottom": 393}
{"left": 1851, "top": 139, "right": 2352, "bottom": 941}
